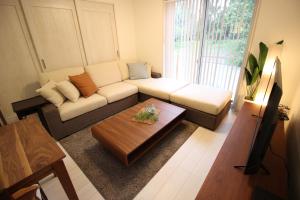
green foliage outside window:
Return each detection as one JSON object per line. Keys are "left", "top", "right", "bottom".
{"left": 174, "top": 0, "right": 255, "bottom": 67}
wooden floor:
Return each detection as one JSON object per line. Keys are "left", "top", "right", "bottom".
{"left": 135, "top": 111, "right": 236, "bottom": 200}
{"left": 40, "top": 111, "right": 236, "bottom": 200}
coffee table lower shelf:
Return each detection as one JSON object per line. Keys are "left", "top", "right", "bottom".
{"left": 129, "top": 115, "right": 184, "bottom": 165}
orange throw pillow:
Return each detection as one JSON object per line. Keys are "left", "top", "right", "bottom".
{"left": 69, "top": 72, "right": 97, "bottom": 97}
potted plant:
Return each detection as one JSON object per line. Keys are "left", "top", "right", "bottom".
{"left": 244, "top": 42, "right": 268, "bottom": 101}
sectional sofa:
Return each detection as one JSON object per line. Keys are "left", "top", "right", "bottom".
{"left": 39, "top": 61, "right": 232, "bottom": 140}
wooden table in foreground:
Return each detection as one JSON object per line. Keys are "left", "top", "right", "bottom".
{"left": 92, "top": 98, "right": 186, "bottom": 166}
{"left": 196, "top": 102, "right": 287, "bottom": 200}
{"left": 0, "top": 116, "right": 78, "bottom": 200}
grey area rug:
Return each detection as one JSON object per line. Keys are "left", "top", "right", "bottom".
{"left": 60, "top": 120, "right": 198, "bottom": 200}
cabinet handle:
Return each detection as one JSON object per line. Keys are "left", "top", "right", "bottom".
{"left": 41, "top": 59, "right": 46, "bottom": 70}
{"left": 117, "top": 50, "right": 120, "bottom": 59}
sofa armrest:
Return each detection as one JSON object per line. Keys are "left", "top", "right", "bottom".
{"left": 151, "top": 72, "right": 162, "bottom": 78}
{"left": 41, "top": 104, "right": 63, "bottom": 139}
{"left": 12, "top": 95, "right": 48, "bottom": 119}
{"left": 42, "top": 103, "right": 60, "bottom": 119}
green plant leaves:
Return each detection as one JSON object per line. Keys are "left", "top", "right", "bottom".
{"left": 258, "top": 42, "right": 268, "bottom": 74}
{"left": 245, "top": 68, "right": 252, "bottom": 86}
{"left": 245, "top": 54, "right": 259, "bottom": 86}
{"left": 248, "top": 53, "right": 258, "bottom": 74}
{"left": 250, "top": 67, "right": 260, "bottom": 85}
{"left": 244, "top": 41, "right": 269, "bottom": 100}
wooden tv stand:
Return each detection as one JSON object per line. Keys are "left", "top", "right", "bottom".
{"left": 196, "top": 102, "right": 287, "bottom": 199}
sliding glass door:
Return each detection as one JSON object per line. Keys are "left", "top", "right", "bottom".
{"left": 164, "top": 0, "right": 256, "bottom": 98}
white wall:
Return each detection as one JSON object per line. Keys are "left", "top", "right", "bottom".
{"left": 250, "top": 0, "right": 300, "bottom": 106}
{"left": 249, "top": 1, "right": 300, "bottom": 198}
{"left": 0, "top": 0, "right": 137, "bottom": 122}
{"left": 133, "top": 0, "right": 164, "bottom": 73}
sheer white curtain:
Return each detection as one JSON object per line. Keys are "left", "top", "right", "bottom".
{"left": 164, "top": 0, "right": 206, "bottom": 82}
{"left": 164, "top": 1, "right": 176, "bottom": 79}
{"left": 164, "top": 0, "right": 256, "bottom": 99}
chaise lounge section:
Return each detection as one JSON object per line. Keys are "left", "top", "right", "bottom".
{"left": 39, "top": 61, "right": 232, "bottom": 140}
{"left": 170, "top": 84, "right": 232, "bottom": 130}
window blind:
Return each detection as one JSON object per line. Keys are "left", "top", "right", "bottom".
{"left": 164, "top": 0, "right": 206, "bottom": 82}
{"left": 164, "top": 0, "right": 255, "bottom": 98}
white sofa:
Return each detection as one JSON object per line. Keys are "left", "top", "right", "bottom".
{"left": 39, "top": 61, "right": 232, "bottom": 140}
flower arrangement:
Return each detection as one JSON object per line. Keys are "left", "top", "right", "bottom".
{"left": 133, "top": 104, "right": 160, "bottom": 124}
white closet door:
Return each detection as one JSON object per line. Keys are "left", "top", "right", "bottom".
{"left": 0, "top": 0, "right": 40, "bottom": 120}
{"left": 76, "top": 0, "right": 119, "bottom": 64}
{"left": 21, "top": 0, "right": 86, "bottom": 71}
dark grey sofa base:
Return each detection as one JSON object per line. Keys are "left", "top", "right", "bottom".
{"left": 42, "top": 94, "right": 138, "bottom": 140}
{"left": 42, "top": 91, "right": 231, "bottom": 140}
{"left": 138, "top": 92, "right": 169, "bottom": 102}
{"left": 172, "top": 101, "right": 231, "bottom": 130}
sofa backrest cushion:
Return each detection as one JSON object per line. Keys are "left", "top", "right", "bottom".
{"left": 39, "top": 67, "right": 85, "bottom": 86}
{"left": 85, "top": 61, "right": 122, "bottom": 87}
{"left": 118, "top": 60, "right": 135, "bottom": 80}
{"left": 118, "top": 60, "right": 151, "bottom": 80}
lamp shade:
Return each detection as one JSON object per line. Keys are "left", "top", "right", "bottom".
{"left": 254, "top": 44, "right": 283, "bottom": 105}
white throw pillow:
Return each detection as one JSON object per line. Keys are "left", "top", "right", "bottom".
{"left": 36, "top": 81, "right": 65, "bottom": 107}
{"left": 56, "top": 80, "right": 80, "bottom": 102}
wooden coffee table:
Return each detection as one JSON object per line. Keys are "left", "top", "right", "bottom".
{"left": 91, "top": 98, "right": 186, "bottom": 166}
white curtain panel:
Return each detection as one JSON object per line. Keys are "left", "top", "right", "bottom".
{"left": 164, "top": 0, "right": 206, "bottom": 82}
{"left": 164, "top": 1, "right": 176, "bottom": 79}
{"left": 164, "top": 0, "right": 255, "bottom": 100}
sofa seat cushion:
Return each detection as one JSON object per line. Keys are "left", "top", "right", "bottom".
{"left": 170, "top": 84, "right": 232, "bottom": 115}
{"left": 97, "top": 82, "right": 138, "bottom": 103}
{"left": 58, "top": 94, "right": 107, "bottom": 121}
{"left": 125, "top": 78, "right": 188, "bottom": 100}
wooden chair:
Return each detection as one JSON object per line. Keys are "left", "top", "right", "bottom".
{"left": 0, "top": 109, "right": 7, "bottom": 126}
{"left": 11, "top": 184, "right": 47, "bottom": 200}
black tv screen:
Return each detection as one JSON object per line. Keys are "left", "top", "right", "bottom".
{"left": 244, "top": 82, "right": 282, "bottom": 174}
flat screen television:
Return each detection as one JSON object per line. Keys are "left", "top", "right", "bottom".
{"left": 244, "top": 58, "right": 282, "bottom": 174}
